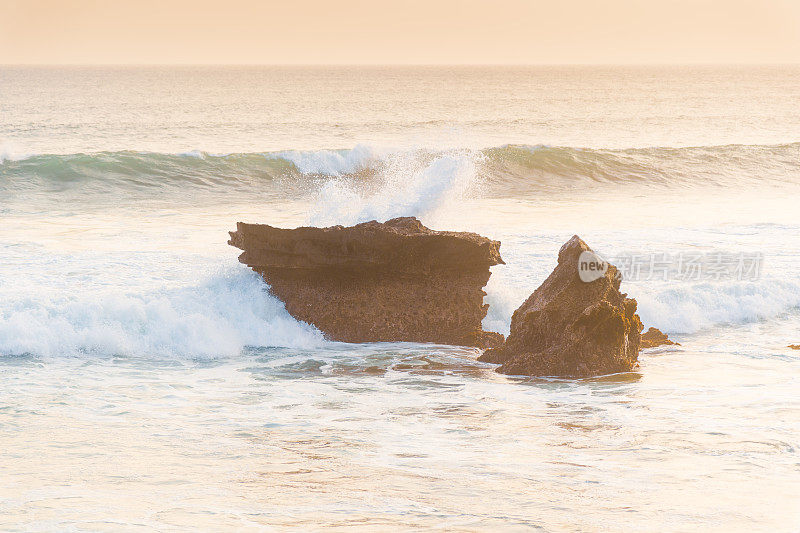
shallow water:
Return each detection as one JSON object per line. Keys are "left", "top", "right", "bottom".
{"left": 2, "top": 66, "right": 800, "bottom": 530}
{"left": 2, "top": 337, "right": 799, "bottom": 530}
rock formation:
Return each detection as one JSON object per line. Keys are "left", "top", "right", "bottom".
{"left": 479, "top": 236, "right": 643, "bottom": 378}
{"left": 229, "top": 216, "right": 504, "bottom": 347}
{"left": 640, "top": 327, "right": 679, "bottom": 349}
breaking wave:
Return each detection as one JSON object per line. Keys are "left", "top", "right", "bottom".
{"left": 0, "top": 270, "right": 325, "bottom": 359}
{"left": 3, "top": 142, "right": 799, "bottom": 196}
{"left": 307, "top": 151, "right": 479, "bottom": 226}
{"left": 483, "top": 265, "right": 800, "bottom": 338}
{"left": 633, "top": 279, "right": 800, "bottom": 335}
{"left": 3, "top": 141, "right": 800, "bottom": 357}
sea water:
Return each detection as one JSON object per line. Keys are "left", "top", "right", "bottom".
{"left": 1, "top": 66, "right": 800, "bottom": 530}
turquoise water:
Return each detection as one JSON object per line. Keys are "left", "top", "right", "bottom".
{"left": 1, "top": 66, "right": 800, "bottom": 530}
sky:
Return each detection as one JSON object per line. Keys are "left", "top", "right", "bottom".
{"left": 2, "top": 0, "right": 800, "bottom": 65}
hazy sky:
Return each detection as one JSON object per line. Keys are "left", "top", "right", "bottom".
{"left": 2, "top": 0, "right": 800, "bottom": 64}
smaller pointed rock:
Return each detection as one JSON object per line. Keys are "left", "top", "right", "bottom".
{"left": 479, "top": 236, "right": 643, "bottom": 378}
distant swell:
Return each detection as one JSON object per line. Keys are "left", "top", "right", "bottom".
{"left": 3, "top": 142, "right": 800, "bottom": 196}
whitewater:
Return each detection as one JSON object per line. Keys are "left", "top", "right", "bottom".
{"left": 1, "top": 66, "right": 800, "bottom": 530}
{"left": 3, "top": 143, "right": 800, "bottom": 355}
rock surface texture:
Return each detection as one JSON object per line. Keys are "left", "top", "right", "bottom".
{"left": 479, "top": 236, "right": 643, "bottom": 378}
{"left": 640, "top": 327, "right": 679, "bottom": 349}
{"left": 229, "top": 217, "right": 504, "bottom": 347}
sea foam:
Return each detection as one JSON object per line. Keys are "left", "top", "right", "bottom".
{"left": 274, "top": 144, "right": 389, "bottom": 175}
{"left": 0, "top": 270, "right": 325, "bottom": 359}
{"left": 308, "top": 150, "right": 479, "bottom": 226}
{"left": 632, "top": 278, "right": 800, "bottom": 335}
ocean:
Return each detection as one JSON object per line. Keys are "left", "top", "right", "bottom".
{"left": 1, "top": 66, "right": 800, "bottom": 530}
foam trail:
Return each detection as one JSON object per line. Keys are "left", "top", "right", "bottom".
{"left": 0, "top": 270, "right": 325, "bottom": 359}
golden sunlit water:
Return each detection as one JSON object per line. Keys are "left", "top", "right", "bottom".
{"left": 2, "top": 66, "right": 800, "bottom": 530}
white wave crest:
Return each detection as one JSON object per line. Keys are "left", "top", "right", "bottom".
{"left": 0, "top": 271, "right": 325, "bottom": 359}
{"left": 274, "top": 144, "right": 390, "bottom": 175}
{"left": 632, "top": 278, "right": 800, "bottom": 335}
{"left": 308, "top": 151, "right": 479, "bottom": 226}
{"left": 0, "top": 141, "right": 32, "bottom": 163}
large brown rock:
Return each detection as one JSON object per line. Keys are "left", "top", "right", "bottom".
{"left": 229, "top": 216, "right": 504, "bottom": 347}
{"left": 479, "top": 236, "right": 643, "bottom": 378}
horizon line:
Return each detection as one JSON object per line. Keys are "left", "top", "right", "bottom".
{"left": 3, "top": 62, "right": 800, "bottom": 68}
